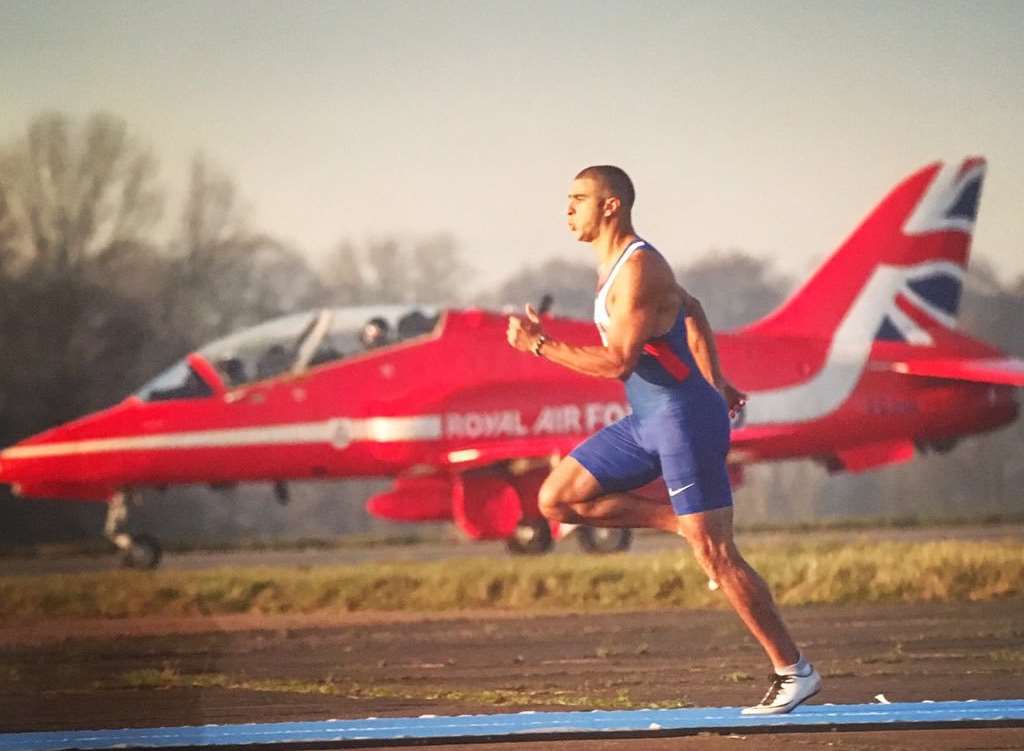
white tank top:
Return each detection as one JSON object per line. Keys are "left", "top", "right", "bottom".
{"left": 594, "top": 240, "right": 647, "bottom": 345}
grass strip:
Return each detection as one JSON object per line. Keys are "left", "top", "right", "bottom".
{"left": 2, "top": 539, "right": 1021, "bottom": 623}
{"left": 4, "top": 515, "right": 1020, "bottom": 560}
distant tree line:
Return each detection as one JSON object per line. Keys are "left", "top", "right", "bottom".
{"left": 0, "top": 112, "right": 1021, "bottom": 547}
{"left": 0, "top": 113, "right": 465, "bottom": 544}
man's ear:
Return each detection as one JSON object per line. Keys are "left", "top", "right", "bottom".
{"left": 603, "top": 196, "right": 621, "bottom": 218}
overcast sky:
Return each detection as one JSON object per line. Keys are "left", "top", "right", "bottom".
{"left": 3, "top": 0, "right": 1023, "bottom": 289}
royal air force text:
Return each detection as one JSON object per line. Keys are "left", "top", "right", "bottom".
{"left": 445, "top": 403, "right": 627, "bottom": 440}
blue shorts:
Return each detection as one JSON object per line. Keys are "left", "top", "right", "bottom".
{"left": 570, "top": 404, "right": 733, "bottom": 517}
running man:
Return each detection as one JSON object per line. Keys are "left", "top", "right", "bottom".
{"left": 505, "top": 165, "right": 821, "bottom": 714}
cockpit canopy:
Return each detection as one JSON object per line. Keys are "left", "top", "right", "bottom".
{"left": 135, "top": 305, "right": 440, "bottom": 401}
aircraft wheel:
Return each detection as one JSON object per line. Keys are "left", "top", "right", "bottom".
{"left": 505, "top": 518, "right": 553, "bottom": 555}
{"left": 122, "top": 534, "right": 163, "bottom": 570}
{"left": 577, "top": 526, "right": 632, "bottom": 554}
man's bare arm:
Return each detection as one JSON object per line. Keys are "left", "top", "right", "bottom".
{"left": 681, "top": 291, "right": 747, "bottom": 416}
{"left": 506, "top": 256, "right": 660, "bottom": 379}
{"left": 527, "top": 335, "right": 631, "bottom": 379}
{"left": 681, "top": 292, "right": 725, "bottom": 387}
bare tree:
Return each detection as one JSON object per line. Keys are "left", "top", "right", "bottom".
{"left": 323, "top": 240, "right": 373, "bottom": 305}
{"left": 322, "top": 235, "right": 467, "bottom": 307}
{"left": 486, "top": 258, "right": 596, "bottom": 319}
{"left": 0, "top": 114, "right": 333, "bottom": 546}
{"left": 410, "top": 233, "right": 464, "bottom": 304}
{"left": 0, "top": 112, "right": 162, "bottom": 274}
{"left": 364, "top": 238, "right": 410, "bottom": 304}
{"left": 160, "top": 155, "right": 326, "bottom": 351}
{"left": 0, "top": 113, "right": 166, "bottom": 436}
{"left": 0, "top": 187, "right": 19, "bottom": 279}
{"left": 676, "top": 250, "right": 792, "bottom": 330}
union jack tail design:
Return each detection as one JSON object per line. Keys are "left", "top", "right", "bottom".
{"left": 740, "top": 157, "right": 985, "bottom": 346}
{"left": 873, "top": 264, "right": 962, "bottom": 346}
{"left": 736, "top": 158, "right": 1004, "bottom": 426}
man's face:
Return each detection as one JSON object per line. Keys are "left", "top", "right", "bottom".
{"left": 567, "top": 176, "right": 612, "bottom": 242}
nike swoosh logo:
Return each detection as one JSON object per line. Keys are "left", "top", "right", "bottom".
{"left": 668, "top": 482, "right": 695, "bottom": 497}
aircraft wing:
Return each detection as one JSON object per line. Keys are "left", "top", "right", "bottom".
{"left": 889, "top": 357, "right": 1024, "bottom": 387}
{"left": 443, "top": 437, "right": 578, "bottom": 471}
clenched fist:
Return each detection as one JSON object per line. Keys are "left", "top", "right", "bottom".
{"left": 506, "top": 304, "right": 545, "bottom": 353}
{"left": 719, "top": 381, "right": 748, "bottom": 420}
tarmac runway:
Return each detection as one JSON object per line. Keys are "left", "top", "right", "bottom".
{"left": 4, "top": 525, "right": 1023, "bottom": 749}
{"left": 3, "top": 598, "right": 1023, "bottom": 750}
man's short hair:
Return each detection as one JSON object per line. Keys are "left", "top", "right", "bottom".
{"left": 575, "top": 165, "right": 635, "bottom": 212}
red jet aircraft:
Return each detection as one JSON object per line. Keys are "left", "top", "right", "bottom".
{"left": 2, "top": 157, "right": 1022, "bottom": 567}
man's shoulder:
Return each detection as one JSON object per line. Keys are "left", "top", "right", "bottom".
{"left": 623, "top": 244, "right": 674, "bottom": 281}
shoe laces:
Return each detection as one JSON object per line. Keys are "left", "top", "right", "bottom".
{"left": 758, "top": 672, "right": 794, "bottom": 705}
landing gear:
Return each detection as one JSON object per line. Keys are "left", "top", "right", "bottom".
{"left": 505, "top": 517, "right": 553, "bottom": 555}
{"left": 577, "top": 526, "right": 633, "bottom": 554}
{"left": 504, "top": 519, "right": 634, "bottom": 555}
{"left": 123, "top": 533, "right": 162, "bottom": 569}
{"left": 273, "top": 481, "right": 290, "bottom": 505}
{"left": 104, "top": 491, "right": 163, "bottom": 569}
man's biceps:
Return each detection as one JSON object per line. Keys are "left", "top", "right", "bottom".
{"left": 611, "top": 294, "right": 655, "bottom": 324}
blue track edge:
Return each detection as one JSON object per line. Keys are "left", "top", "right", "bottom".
{"left": 3, "top": 700, "right": 1024, "bottom": 750}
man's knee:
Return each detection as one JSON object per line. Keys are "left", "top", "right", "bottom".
{"left": 537, "top": 458, "right": 603, "bottom": 522}
{"left": 682, "top": 528, "right": 741, "bottom": 579}
{"left": 676, "top": 507, "right": 740, "bottom": 575}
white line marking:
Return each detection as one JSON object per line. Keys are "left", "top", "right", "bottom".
{"left": 1, "top": 415, "right": 443, "bottom": 460}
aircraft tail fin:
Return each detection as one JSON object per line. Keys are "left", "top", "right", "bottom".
{"left": 739, "top": 157, "right": 986, "bottom": 347}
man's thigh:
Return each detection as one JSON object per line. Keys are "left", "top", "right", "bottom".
{"left": 569, "top": 415, "right": 662, "bottom": 494}
{"left": 542, "top": 455, "right": 604, "bottom": 505}
{"left": 644, "top": 408, "right": 733, "bottom": 516}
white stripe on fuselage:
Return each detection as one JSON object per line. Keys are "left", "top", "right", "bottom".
{"left": 743, "top": 261, "right": 962, "bottom": 426}
{"left": 0, "top": 415, "right": 443, "bottom": 460}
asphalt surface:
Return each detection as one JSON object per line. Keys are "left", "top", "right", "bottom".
{"left": 3, "top": 601, "right": 1023, "bottom": 750}
{"left": 3, "top": 525, "right": 1023, "bottom": 749}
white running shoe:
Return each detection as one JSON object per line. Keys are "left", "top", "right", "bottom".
{"left": 741, "top": 668, "right": 822, "bottom": 715}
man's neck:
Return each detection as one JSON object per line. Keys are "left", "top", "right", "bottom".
{"left": 592, "top": 225, "right": 639, "bottom": 272}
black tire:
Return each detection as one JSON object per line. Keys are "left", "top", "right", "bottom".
{"left": 505, "top": 518, "right": 553, "bottom": 555}
{"left": 121, "top": 534, "right": 163, "bottom": 569}
{"left": 577, "top": 526, "right": 632, "bottom": 554}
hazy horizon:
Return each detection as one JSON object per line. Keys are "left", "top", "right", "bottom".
{"left": 3, "top": 0, "right": 1023, "bottom": 289}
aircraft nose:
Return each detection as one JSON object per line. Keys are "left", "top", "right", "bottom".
{"left": 0, "top": 443, "right": 29, "bottom": 488}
